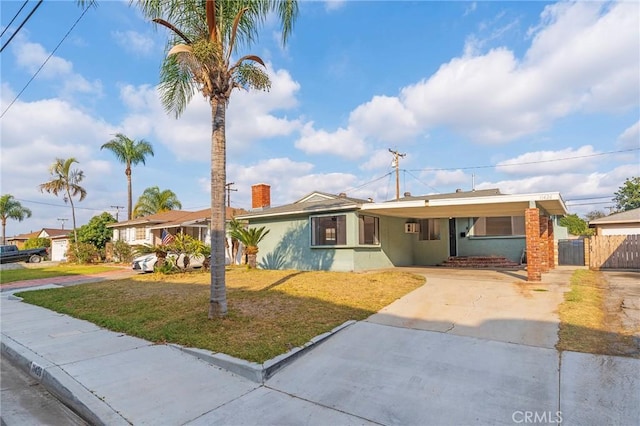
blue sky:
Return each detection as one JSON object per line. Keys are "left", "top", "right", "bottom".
{"left": 1, "top": 0, "right": 639, "bottom": 236}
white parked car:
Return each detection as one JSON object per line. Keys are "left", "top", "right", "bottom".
{"left": 132, "top": 252, "right": 206, "bottom": 273}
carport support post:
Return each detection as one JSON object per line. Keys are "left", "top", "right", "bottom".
{"left": 525, "top": 207, "right": 542, "bottom": 282}
{"left": 539, "top": 216, "right": 549, "bottom": 273}
{"left": 548, "top": 218, "right": 555, "bottom": 269}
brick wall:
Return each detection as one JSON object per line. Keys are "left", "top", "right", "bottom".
{"left": 251, "top": 184, "right": 271, "bottom": 209}
{"left": 525, "top": 208, "right": 542, "bottom": 282}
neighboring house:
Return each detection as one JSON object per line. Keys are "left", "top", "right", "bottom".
{"left": 588, "top": 208, "right": 640, "bottom": 235}
{"left": 8, "top": 228, "right": 71, "bottom": 261}
{"left": 107, "top": 207, "right": 247, "bottom": 262}
{"left": 237, "top": 184, "right": 569, "bottom": 282}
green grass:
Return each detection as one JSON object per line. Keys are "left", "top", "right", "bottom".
{"left": 0, "top": 264, "right": 119, "bottom": 284}
{"left": 16, "top": 268, "right": 424, "bottom": 363}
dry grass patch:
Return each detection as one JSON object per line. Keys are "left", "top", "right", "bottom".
{"left": 557, "top": 269, "right": 638, "bottom": 357}
{"left": 17, "top": 268, "right": 424, "bottom": 363}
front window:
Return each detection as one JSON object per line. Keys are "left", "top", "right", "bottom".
{"left": 311, "top": 215, "right": 346, "bottom": 246}
{"left": 472, "top": 216, "right": 525, "bottom": 236}
{"left": 359, "top": 215, "right": 379, "bottom": 245}
{"left": 135, "top": 227, "right": 146, "bottom": 240}
{"left": 418, "top": 219, "right": 440, "bottom": 241}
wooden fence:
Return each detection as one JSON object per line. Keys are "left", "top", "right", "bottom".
{"left": 589, "top": 234, "right": 640, "bottom": 269}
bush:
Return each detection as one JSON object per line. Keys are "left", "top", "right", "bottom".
{"left": 24, "top": 237, "right": 50, "bottom": 249}
{"left": 113, "top": 240, "right": 133, "bottom": 263}
{"left": 66, "top": 242, "right": 100, "bottom": 264}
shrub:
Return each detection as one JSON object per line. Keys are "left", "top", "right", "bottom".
{"left": 66, "top": 242, "right": 100, "bottom": 264}
{"left": 24, "top": 237, "right": 50, "bottom": 249}
{"left": 113, "top": 240, "right": 133, "bottom": 263}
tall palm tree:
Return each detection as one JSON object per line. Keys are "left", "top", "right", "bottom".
{"left": 229, "top": 225, "right": 269, "bottom": 269}
{"left": 39, "top": 158, "right": 87, "bottom": 243}
{"left": 101, "top": 133, "right": 154, "bottom": 221}
{"left": 0, "top": 194, "right": 32, "bottom": 245}
{"left": 137, "top": 0, "right": 298, "bottom": 318}
{"left": 133, "top": 186, "right": 182, "bottom": 218}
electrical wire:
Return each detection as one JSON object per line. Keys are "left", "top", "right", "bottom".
{"left": 0, "top": 0, "right": 43, "bottom": 53}
{"left": 407, "top": 148, "right": 639, "bottom": 173}
{"left": 0, "top": 0, "right": 30, "bottom": 39}
{"left": 1, "top": 4, "right": 91, "bottom": 118}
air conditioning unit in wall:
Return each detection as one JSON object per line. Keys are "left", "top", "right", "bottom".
{"left": 405, "top": 222, "right": 419, "bottom": 233}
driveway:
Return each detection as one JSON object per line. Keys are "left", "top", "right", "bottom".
{"left": 368, "top": 266, "right": 573, "bottom": 348}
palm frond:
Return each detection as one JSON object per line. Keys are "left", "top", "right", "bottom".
{"left": 159, "top": 54, "right": 197, "bottom": 117}
{"left": 233, "top": 63, "right": 270, "bottom": 92}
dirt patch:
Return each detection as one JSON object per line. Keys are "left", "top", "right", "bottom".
{"left": 601, "top": 272, "right": 640, "bottom": 357}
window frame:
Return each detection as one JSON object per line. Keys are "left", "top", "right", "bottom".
{"left": 358, "top": 215, "right": 380, "bottom": 245}
{"left": 418, "top": 218, "right": 441, "bottom": 241}
{"left": 471, "top": 216, "right": 525, "bottom": 237}
{"left": 310, "top": 214, "right": 347, "bottom": 246}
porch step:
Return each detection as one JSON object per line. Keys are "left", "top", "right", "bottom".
{"left": 439, "top": 256, "right": 521, "bottom": 269}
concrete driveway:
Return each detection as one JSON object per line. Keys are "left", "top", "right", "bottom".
{"left": 368, "top": 267, "right": 573, "bottom": 349}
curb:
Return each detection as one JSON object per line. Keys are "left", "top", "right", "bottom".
{"left": 0, "top": 335, "right": 130, "bottom": 426}
{"left": 171, "top": 320, "right": 356, "bottom": 383}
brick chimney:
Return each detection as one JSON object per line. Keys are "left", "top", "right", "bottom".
{"left": 251, "top": 184, "right": 271, "bottom": 209}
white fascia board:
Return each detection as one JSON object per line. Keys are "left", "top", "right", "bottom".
{"left": 427, "top": 192, "right": 564, "bottom": 207}
{"left": 238, "top": 204, "right": 360, "bottom": 220}
{"left": 360, "top": 200, "right": 427, "bottom": 211}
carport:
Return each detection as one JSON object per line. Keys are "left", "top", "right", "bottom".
{"left": 361, "top": 191, "right": 569, "bottom": 282}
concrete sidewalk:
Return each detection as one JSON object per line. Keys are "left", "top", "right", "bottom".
{"left": 2, "top": 273, "right": 639, "bottom": 425}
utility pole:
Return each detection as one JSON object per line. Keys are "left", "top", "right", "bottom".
{"left": 111, "top": 205, "right": 124, "bottom": 221}
{"left": 57, "top": 218, "right": 68, "bottom": 229}
{"left": 389, "top": 149, "right": 406, "bottom": 200}
{"left": 224, "top": 182, "right": 238, "bottom": 207}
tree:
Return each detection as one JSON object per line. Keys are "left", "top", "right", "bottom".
{"left": 101, "top": 134, "right": 154, "bottom": 221}
{"left": 584, "top": 210, "right": 606, "bottom": 221}
{"left": 24, "top": 237, "right": 50, "bottom": 249}
{"left": 559, "top": 214, "right": 591, "bottom": 236}
{"left": 229, "top": 225, "right": 269, "bottom": 269}
{"left": 137, "top": 0, "right": 298, "bottom": 318}
{"left": 133, "top": 186, "right": 182, "bottom": 217}
{"left": 75, "top": 212, "right": 117, "bottom": 249}
{"left": 0, "top": 194, "right": 32, "bottom": 245}
{"left": 613, "top": 177, "right": 640, "bottom": 212}
{"left": 39, "top": 158, "right": 86, "bottom": 244}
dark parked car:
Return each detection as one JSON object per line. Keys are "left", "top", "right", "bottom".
{"left": 0, "top": 245, "right": 48, "bottom": 264}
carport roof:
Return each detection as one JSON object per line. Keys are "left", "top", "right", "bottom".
{"left": 360, "top": 190, "right": 568, "bottom": 218}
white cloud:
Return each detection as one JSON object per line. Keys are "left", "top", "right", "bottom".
{"left": 118, "top": 64, "right": 304, "bottom": 161}
{"left": 618, "top": 121, "right": 640, "bottom": 149}
{"left": 495, "top": 145, "right": 600, "bottom": 176}
{"left": 111, "top": 30, "right": 155, "bottom": 56}
{"left": 11, "top": 37, "right": 103, "bottom": 99}
{"left": 349, "top": 96, "right": 419, "bottom": 143}
{"left": 325, "top": 0, "right": 346, "bottom": 12}
{"left": 295, "top": 123, "right": 367, "bottom": 159}
{"left": 360, "top": 149, "right": 394, "bottom": 171}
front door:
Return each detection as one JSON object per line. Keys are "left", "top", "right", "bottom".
{"left": 449, "top": 218, "right": 457, "bottom": 257}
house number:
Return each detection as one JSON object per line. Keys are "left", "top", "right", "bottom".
{"left": 538, "top": 194, "right": 553, "bottom": 200}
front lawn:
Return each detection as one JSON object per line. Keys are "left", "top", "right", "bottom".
{"left": 0, "top": 264, "right": 119, "bottom": 284}
{"left": 16, "top": 268, "right": 424, "bottom": 363}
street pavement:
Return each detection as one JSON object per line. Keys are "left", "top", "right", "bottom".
{"left": 1, "top": 267, "right": 639, "bottom": 425}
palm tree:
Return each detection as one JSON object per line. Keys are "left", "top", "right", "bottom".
{"left": 101, "top": 133, "right": 154, "bottom": 221}
{"left": 229, "top": 225, "right": 270, "bottom": 269}
{"left": 137, "top": 0, "right": 298, "bottom": 318}
{"left": 227, "top": 217, "right": 243, "bottom": 265}
{"left": 0, "top": 194, "right": 32, "bottom": 245}
{"left": 39, "top": 158, "right": 86, "bottom": 243}
{"left": 133, "top": 186, "right": 182, "bottom": 218}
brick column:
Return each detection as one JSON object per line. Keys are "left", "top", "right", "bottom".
{"left": 525, "top": 208, "right": 541, "bottom": 282}
{"left": 539, "top": 216, "right": 549, "bottom": 273}
{"left": 548, "top": 218, "right": 555, "bottom": 269}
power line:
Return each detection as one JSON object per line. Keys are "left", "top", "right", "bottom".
{"left": 0, "top": 0, "right": 43, "bottom": 53}
{"left": 404, "top": 170, "right": 440, "bottom": 194}
{"left": 407, "top": 148, "right": 639, "bottom": 173}
{"left": 15, "top": 198, "right": 108, "bottom": 212}
{"left": 1, "top": 4, "right": 91, "bottom": 118}
{"left": 342, "top": 172, "right": 393, "bottom": 194}
{"left": 0, "top": 0, "right": 30, "bottom": 39}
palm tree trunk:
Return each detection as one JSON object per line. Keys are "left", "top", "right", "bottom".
{"left": 67, "top": 188, "right": 78, "bottom": 244}
{"left": 208, "top": 96, "right": 228, "bottom": 319}
{"left": 126, "top": 166, "right": 132, "bottom": 220}
{"left": 1, "top": 218, "right": 6, "bottom": 245}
